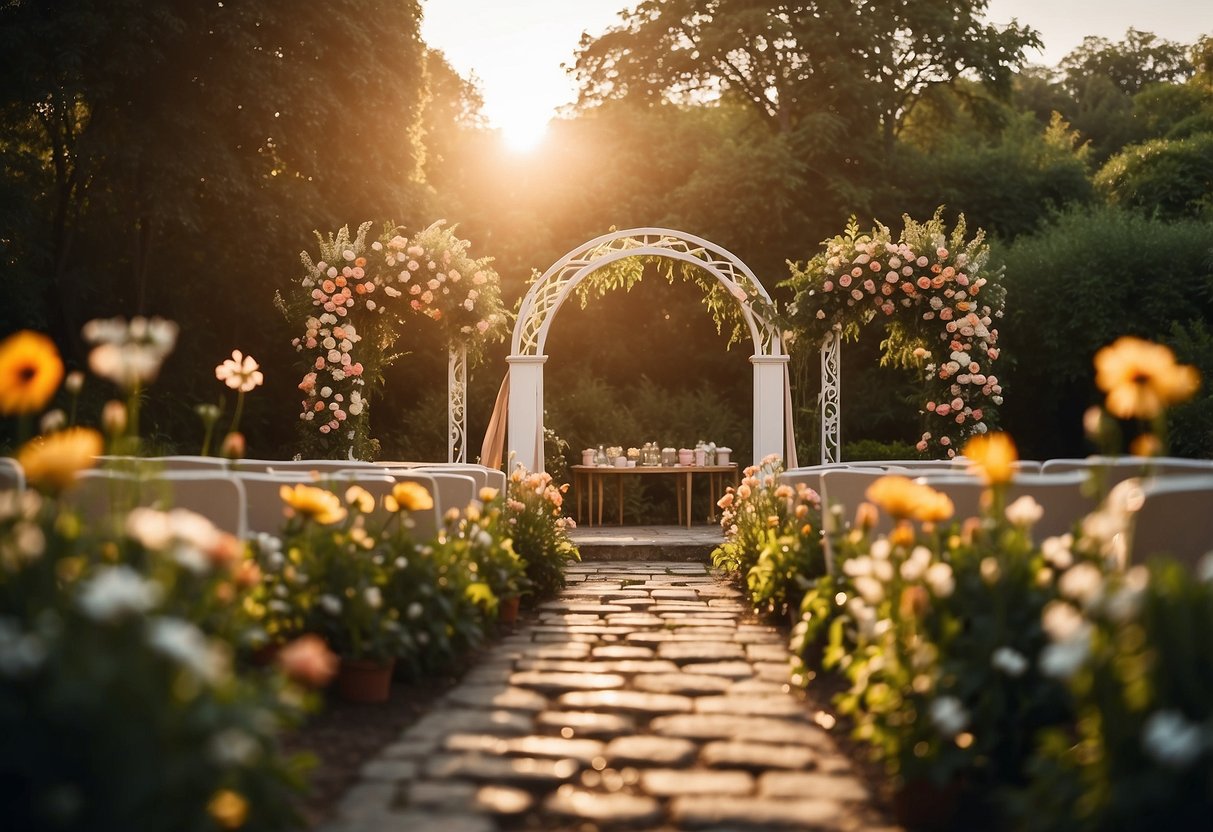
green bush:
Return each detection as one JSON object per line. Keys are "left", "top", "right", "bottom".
{"left": 996, "top": 207, "right": 1213, "bottom": 458}
{"left": 1095, "top": 133, "right": 1213, "bottom": 220}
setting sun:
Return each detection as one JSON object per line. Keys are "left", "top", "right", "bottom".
{"left": 500, "top": 116, "right": 549, "bottom": 153}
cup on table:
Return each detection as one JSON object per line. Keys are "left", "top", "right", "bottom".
{"left": 614, "top": 456, "right": 627, "bottom": 468}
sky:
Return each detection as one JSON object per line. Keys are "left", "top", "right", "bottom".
{"left": 420, "top": 0, "right": 1213, "bottom": 149}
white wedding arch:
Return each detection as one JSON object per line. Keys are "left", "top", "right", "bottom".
{"left": 503, "top": 228, "right": 797, "bottom": 472}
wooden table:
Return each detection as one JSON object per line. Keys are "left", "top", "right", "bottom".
{"left": 571, "top": 464, "right": 739, "bottom": 528}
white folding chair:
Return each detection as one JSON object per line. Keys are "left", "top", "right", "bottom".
{"left": 916, "top": 470, "right": 1096, "bottom": 540}
{"left": 1120, "top": 475, "right": 1213, "bottom": 571}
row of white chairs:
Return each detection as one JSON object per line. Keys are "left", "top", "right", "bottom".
{"left": 62, "top": 458, "right": 508, "bottom": 541}
{"left": 780, "top": 457, "right": 1213, "bottom": 572}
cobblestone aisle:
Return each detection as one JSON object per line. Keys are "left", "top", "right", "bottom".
{"left": 322, "top": 562, "right": 900, "bottom": 831}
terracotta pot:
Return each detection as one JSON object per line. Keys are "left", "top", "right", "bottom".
{"left": 499, "top": 595, "right": 521, "bottom": 625}
{"left": 892, "top": 776, "right": 962, "bottom": 830}
{"left": 335, "top": 656, "right": 395, "bottom": 703}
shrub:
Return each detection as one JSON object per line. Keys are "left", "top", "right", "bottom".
{"left": 997, "top": 206, "right": 1213, "bottom": 458}
{"left": 1095, "top": 133, "right": 1213, "bottom": 220}
{"left": 713, "top": 456, "right": 826, "bottom": 618}
{"left": 504, "top": 466, "right": 579, "bottom": 601}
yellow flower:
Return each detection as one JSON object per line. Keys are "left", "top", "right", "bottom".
{"left": 865, "top": 476, "right": 923, "bottom": 520}
{"left": 16, "top": 427, "right": 103, "bottom": 492}
{"left": 1095, "top": 336, "right": 1200, "bottom": 419}
{"left": 385, "top": 481, "right": 434, "bottom": 513}
{"left": 279, "top": 483, "right": 346, "bottom": 525}
{"left": 207, "top": 789, "right": 249, "bottom": 829}
{"left": 479, "top": 486, "right": 499, "bottom": 503}
{"left": 865, "top": 475, "right": 953, "bottom": 523}
{"left": 344, "top": 485, "right": 375, "bottom": 514}
{"left": 0, "top": 331, "right": 64, "bottom": 415}
{"left": 962, "top": 432, "right": 1017, "bottom": 485}
{"left": 914, "top": 489, "right": 955, "bottom": 524}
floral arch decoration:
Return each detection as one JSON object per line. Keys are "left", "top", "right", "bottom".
{"left": 785, "top": 210, "right": 1006, "bottom": 460}
{"left": 504, "top": 227, "right": 794, "bottom": 472}
{"left": 279, "top": 220, "right": 509, "bottom": 461}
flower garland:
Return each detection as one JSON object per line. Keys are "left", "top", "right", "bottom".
{"left": 396, "top": 220, "right": 508, "bottom": 356}
{"left": 281, "top": 221, "right": 507, "bottom": 459}
{"left": 786, "top": 210, "right": 1006, "bottom": 457}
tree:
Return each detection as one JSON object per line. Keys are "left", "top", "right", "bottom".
{"left": 0, "top": 0, "right": 430, "bottom": 454}
{"left": 1061, "top": 29, "right": 1194, "bottom": 98}
{"left": 569, "top": 0, "right": 1039, "bottom": 155}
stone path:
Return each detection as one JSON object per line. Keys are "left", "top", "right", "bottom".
{"left": 322, "top": 562, "right": 900, "bottom": 831}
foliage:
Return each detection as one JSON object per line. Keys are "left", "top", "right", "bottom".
{"left": 712, "top": 456, "right": 826, "bottom": 618}
{"left": 887, "top": 112, "right": 1094, "bottom": 241}
{"left": 503, "top": 466, "right": 579, "bottom": 601}
{"left": 437, "top": 488, "right": 530, "bottom": 605}
{"left": 776, "top": 340, "right": 1204, "bottom": 824}
{"left": 0, "top": 492, "right": 310, "bottom": 831}
{"left": 1060, "top": 29, "right": 1194, "bottom": 97}
{"left": 786, "top": 209, "right": 1006, "bottom": 457}
{"left": 1024, "top": 560, "right": 1213, "bottom": 831}
{"left": 1094, "top": 133, "right": 1213, "bottom": 220}
{"left": 571, "top": 0, "right": 1038, "bottom": 154}
{"left": 996, "top": 206, "right": 1213, "bottom": 459}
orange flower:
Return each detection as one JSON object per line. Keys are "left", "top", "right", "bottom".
{"left": 962, "top": 432, "right": 1017, "bottom": 485}
{"left": 279, "top": 483, "right": 346, "bottom": 525}
{"left": 865, "top": 475, "right": 953, "bottom": 523}
{"left": 207, "top": 789, "right": 249, "bottom": 829}
{"left": 276, "top": 634, "right": 338, "bottom": 688}
{"left": 0, "top": 331, "right": 64, "bottom": 415}
{"left": 1095, "top": 336, "right": 1200, "bottom": 419}
{"left": 16, "top": 427, "right": 103, "bottom": 492}
{"left": 385, "top": 481, "right": 434, "bottom": 513}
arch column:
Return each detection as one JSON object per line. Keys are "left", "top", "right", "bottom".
{"left": 507, "top": 354, "right": 548, "bottom": 472}
{"left": 751, "top": 354, "right": 789, "bottom": 465}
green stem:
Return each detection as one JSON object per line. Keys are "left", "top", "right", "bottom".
{"left": 228, "top": 390, "right": 246, "bottom": 437}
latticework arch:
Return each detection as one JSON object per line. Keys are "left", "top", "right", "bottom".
{"left": 505, "top": 228, "right": 792, "bottom": 473}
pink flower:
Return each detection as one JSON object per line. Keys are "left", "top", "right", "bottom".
{"left": 851, "top": 267, "right": 863, "bottom": 278}
{"left": 348, "top": 363, "right": 364, "bottom": 376}
{"left": 886, "top": 272, "right": 899, "bottom": 283}
{"left": 839, "top": 275, "right": 852, "bottom": 288}
{"left": 916, "top": 277, "right": 931, "bottom": 290}
{"left": 926, "top": 401, "right": 936, "bottom": 411}
{"left": 823, "top": 281, "right": 834, "bottom": 292}
{"left": 916, "top": 256, "right": 928, "bottom": 267}
{"left": 319, "top": 424, "right": 330, "bottom": 434}
{"left": 916, "top": 440, "right": 929, "bottom": 452}
{"left": 937, "top": 404, "right": 951, "bottom": 416}
{"left": 476, "top": 320, "right": 490, "bottom": 333}
{"left": 972, "top": 409, "right": 983, "bottom": 420}
{"left": 851, "top": 289, "right": 863, "bottom": 301}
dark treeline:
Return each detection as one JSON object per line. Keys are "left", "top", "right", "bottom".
{"left": 2, "top": 1, "right": 1211, "bottom": 463}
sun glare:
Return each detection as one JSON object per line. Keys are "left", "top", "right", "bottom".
{"left": 500, "top": 117, "right": 549, "bottom": 153}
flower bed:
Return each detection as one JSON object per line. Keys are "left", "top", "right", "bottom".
{"left": 0, "top": 323, "right": 580, "bottom": 829}
{"left": 724, "top": 338, "right": 1210, "bottom": 828}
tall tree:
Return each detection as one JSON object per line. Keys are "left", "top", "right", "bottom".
{"left": 570, "top": 0, "right": 1038, "bottom": 154}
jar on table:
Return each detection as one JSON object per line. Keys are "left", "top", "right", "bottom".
{"left": 661, "top": 447, "right": 677, "bottom": 467}
{"left": 595, "top": 444, "right": 608, "bottom": 466}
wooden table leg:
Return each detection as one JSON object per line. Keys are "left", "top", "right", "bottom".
{"left": 684, "top": 471, "right": 692, "bottom": 528}
{"left": 596, "top": 473, "right": 603, "bottom": 526}
{"left": 617, "top": 475, "right": 624, "bottom": 526}
{"left": 675, "top": 476, "right": 683, "bottom": 526}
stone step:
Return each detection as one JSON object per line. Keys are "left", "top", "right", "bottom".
{"left": 576, "top": 543, "right": 713, "bottom": 562}
{"left": 569, "top": 525, "right": 722, "bottom": 563}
